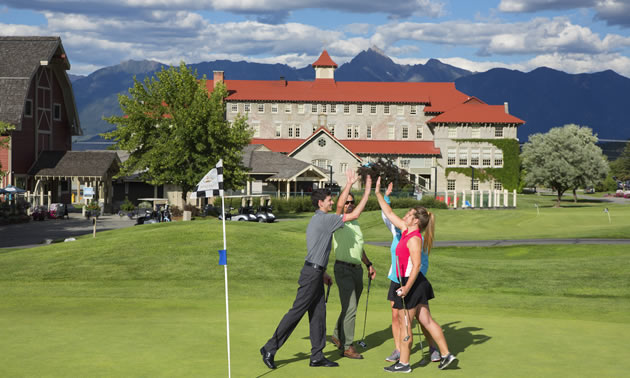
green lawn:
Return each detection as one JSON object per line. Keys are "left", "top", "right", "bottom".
{"left": 1, "top": 208, "right": 629, "bottom": 377}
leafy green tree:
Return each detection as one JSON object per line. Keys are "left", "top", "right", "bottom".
{"left": 0, "top": 121, "right": 16, "bottom": 178}
{"left": 104, "top": 63, "right": 252, "bottom": 200}
{"left": 521, "top": 124, "right": 609, "bottom": 206}
{"left": 610, "top": 141, "right": 630, "bottom": 182}
{"left": 357, "top": 158, "right": 413, "bottom": 192}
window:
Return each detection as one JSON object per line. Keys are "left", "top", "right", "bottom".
{"left": 397, "top": 105, "right": 404, "bottom": 115}
{"left": 471, "top": 149, "right": 480, "bottom": 166}
{"left": 330, "top": 104, "right": 337, "bottom": 113}
{"left": 495, "top": 127, "right": 504, "bottom": 138}
{"left": 447, "top": 148, "right": 456, "bottom": 166}
{"left": 370, "top": 104, "right": 377, "bottom": 114}
{"left": 400, "top": 159, "right": 410, "bottom": 169}
{"left": 271, "top": 103, "right": 278, "bottom": 113}
{"left": 347, "top": 125, "right": 353, "bottom": 138}
{"left": 321, "top": 104, "right": 327, "bottom": 114}
{"left": 416, "top": 125, "right": 423, "bottom": 139}
{"left": 354, "top": 125, "right": 360, "bottom": 138}
{"left": 384, "top": 104, "right": 390, "bottom": 115}
{"left": 483, "top": 148, "right": 492, "bottom": 166}
{"left": 344, "top": 104, "right": 350, "bottom": 114}
{"left": 367, "top": 125, "right": 372, "bottom": 139}
{"left": 244, "top": 103, "right": 251, "bottom": 113}
{"left": 285, "top": 104, "right": 292, "bottom": 113}
{"left": 318, "top": 138, "right": 326, "bottom": 147}
{"left": 312, "top": 159, "right": 331, "bottom": 169}
{"left": 494, "top": 181, "right": 503, "bottom": 190}
{"left": 472, "top": 179, "right": 479, "bottom": 190}
{"left": 356, "top": 104, "right": 363, "bottom": 115}
{"left": 402, "top": 126, "right": 408, "bottom": 139}
{"left": 448, "top": 127, "right": 457, "bottom": 138}
{"left": 53, "top": 103, "right": 61, "bottom": 120}
{"left": 459, "top": 149, "right": 468, "bottom": 166}
{"left": 494, "top": 150, "right": 503, "bottom": 167}
{"left": 298, "top": 104, "right": 304, "bottom": 114}
{"left": 275, "top": 123, "right": 282, "bottom": 138}
{"left": 230, "top": 103, "right": 238, "bottom": 113}
{"left": 252, "top": 122, "right": 260, "bottom": 137}
{"left": 312, "top": 104, "right": 317, "bottom": 113}
{"left": 472, "top": 128, "right": 481, "bottom": 138}
{"left": 288, "top": 126, "right": 293, "bottom": 138}
{"left": 447, "top": 179, "right": 456, "bottom": 191}
{"left": 294, "top": 125, "right": 301, "bottom": 138}
{"left": 410, "top": 105, "right": 417, "bottom": 115}
{"left": 340, "top": 162, "right": 348, "bottom": 173}
{"left": 388, "top": 124, "right": 395, "bottom": 139}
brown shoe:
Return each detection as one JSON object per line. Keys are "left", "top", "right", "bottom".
{"left": 330, "top": 335, "right": 342, "bottom": 349}
{"left": 343, "top": 345, "right": 363, "bottom": 359}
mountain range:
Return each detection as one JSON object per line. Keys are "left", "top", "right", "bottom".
{"left": 70, "top": 48, "right": 630, "bottom": 145}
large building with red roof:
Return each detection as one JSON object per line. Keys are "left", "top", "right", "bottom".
{"left": 211, "top": 51, "right": 524, "bottom": 194}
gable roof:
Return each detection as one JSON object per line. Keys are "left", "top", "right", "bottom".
{"left": 312, "top": 50, "right": 338, "bottom": 68}
{"left": 0, "top": 36, "right": 81, "bottom": 134}
{"left": 427, "top": 97, "right": 525, "bottom": 125}
{"left": 288, "top": 127, "right": 362, "bottom": 162}
{"left": 243, "top": 144, "right": 327, "bottom": 180}
{"left": 28, "top": 150, "right": 119, "bottom": 178}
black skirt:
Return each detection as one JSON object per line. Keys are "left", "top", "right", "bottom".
{"left": 387, "top": 274, "right": 434, "bottom": 309}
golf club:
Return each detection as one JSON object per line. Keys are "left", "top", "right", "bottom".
{"left": 357, "top": 272, "right": 372, "bottom": 348}
{"left": 325, "top": 282, "right": 331, "bottom": 303}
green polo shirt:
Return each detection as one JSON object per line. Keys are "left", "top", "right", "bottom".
{"left": 333, "top": 220, "right": 363, "bottom": 265}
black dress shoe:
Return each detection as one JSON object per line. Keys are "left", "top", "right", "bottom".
{"left": 260, "top": 347, "right": 276, "bottom": 369}
{"left": 309, "top": 357, "right": 339, "bottom": 367}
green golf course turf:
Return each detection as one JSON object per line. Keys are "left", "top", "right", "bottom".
{"left": 1, "top": 204, "right": 629, "bottom": 376}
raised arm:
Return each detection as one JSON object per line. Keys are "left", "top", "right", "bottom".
{"left": 343, "top": 175, "right": 372, "bottom": 222}
{"left": 375, "top": 177, "right": 406, "bottom": 230}
{"left": 336, "top": 169, "right": 358, "bottom": 215}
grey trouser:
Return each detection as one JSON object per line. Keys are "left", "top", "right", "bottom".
{"left": 264, "top": 263, "right": 326, "bottom": 360}
{"left": 333, "top": 261, "right": 363, "bottom": 349}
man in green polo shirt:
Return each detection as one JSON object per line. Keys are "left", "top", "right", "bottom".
{"left": 331, "top": 192, "right": 376, "bottom": 359}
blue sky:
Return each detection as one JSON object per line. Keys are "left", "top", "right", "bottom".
{"left": 1, "top": 0, "right": 629, "bottom": 77}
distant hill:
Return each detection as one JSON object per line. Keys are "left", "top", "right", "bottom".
{"left": 70, "top": 48, "right": 630, "bottom": 148}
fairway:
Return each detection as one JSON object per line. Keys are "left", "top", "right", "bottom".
{"left": 1, "top": 205, "right": 629, "bottom": 377}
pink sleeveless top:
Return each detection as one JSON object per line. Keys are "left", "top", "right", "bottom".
{"left": 395, "top": 229, "right": 422, "bottom": 278}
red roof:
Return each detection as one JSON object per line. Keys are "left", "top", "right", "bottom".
{"left": 427, "top": 97, "right": 525, "bottom": 125}
{"left": 252, "top": 128, "right": 441, "bottom": 156}
{"left": 312, "top": 50, "right": 337, "bottom": 68}
{"left": 213, "top": 80, "right": 468, "bottom": 105}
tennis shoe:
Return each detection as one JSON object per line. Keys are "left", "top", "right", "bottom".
{"left": 384, "top": 362, "right": 411, "bottom": 373}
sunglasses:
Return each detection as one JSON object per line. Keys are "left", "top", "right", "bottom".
{"left": 345, "top": 200, "right": 355, "bottom": 204}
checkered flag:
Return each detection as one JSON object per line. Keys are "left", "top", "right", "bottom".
{"left": 191, "top": 159, "right": 223, "bottom": 199}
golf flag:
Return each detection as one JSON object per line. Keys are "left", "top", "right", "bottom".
{"left": 191, "top": 160, "right": 223, "bottom": 199}
{"left": 218, "top": 249, "right": 227, "bottom": 265}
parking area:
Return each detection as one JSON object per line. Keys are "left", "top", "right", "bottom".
{"left": 0, "top": 214, "right": 137, "bottom": 249}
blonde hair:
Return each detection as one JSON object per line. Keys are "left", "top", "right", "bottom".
{"left": 412, "top": 207, "right": 435, "bottom": 254}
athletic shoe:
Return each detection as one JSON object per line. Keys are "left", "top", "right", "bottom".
{"left": 429, "top": 346, "right": 441, "bottom": 362}
{"left": 384, "top": 362, "right": 412, "bottom": 373}
{"left": 385, "top": 349, "right": 400, "bottom": 362}
{"left": 438, "top": 353, "right": 457, "bottom": 370}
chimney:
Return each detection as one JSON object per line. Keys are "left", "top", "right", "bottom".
{"left": 213, "top": 71, "right": 224, "bottom": 88}
{"left": 504, "top": 102, "right": 509, "bottom": 114}
{"left": 280, "top": 76, "right": 286, "bottom": 86}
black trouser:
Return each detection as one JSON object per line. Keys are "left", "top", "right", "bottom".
{"left": 264, "top": 263, "right": 326, "bottom": 360}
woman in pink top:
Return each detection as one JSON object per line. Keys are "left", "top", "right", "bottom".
{"left": 375, "top": 177, "right": 456, "bottom": 373}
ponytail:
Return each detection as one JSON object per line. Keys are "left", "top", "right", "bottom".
{"left": 423, "top": 211, "right": 435, "bottom": 254}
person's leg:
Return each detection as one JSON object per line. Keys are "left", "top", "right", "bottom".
{"left": 264, "top": 266, "right": 319, "bottom": 354}
{"left": 333, "top": 264, "right": 353, "bottom": 347}
{"left": 340, "top": 266, "right": 363, "bottom": 350}
{"left": 391, "top": 303, "right": 401, "bottom": 351}
{"left": 415, "top": 308, "right": 436, "bottom": 348}
{"left": 307, "top": 280, "right": 327, "bottom": 360}
{"left": 417, "top": 304, "right": 450, "bottom": 356}
{"left": 398, "top": 306, "right": 416, "bottom": 365}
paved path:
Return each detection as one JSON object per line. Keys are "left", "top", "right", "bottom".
{"left": 0, "top": 214, "right": 137, "bottom": 249}
{"left": 367, "top": 238, "right": 630, "bottom": 248}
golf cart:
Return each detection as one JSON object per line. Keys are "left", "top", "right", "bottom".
{"left": 217, "top": 196, "right": 257, "bottom": 221}
{"left": 255, "top": 195, "right": 275, "bottom": 223}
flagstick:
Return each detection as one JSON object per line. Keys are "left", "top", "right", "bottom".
{"left": 221, "top": 194, "right": 231, "bottom": 378}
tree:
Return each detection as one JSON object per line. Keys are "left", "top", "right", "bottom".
{"left": 0, "top": 121, "right": 16, "bottom": 179}
{"left": 357, "top": 158, "right": 413, "bottom": 192}
{"left": 521, "top": 124, "right": 609, "bottom": 206}
{"left": 610, "top": 141, "right": 630, "bottom": 182}
{"left": 103, "top": 63, "right": 252, "bottom": 200}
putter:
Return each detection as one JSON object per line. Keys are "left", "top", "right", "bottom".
{"left": 357, "top": 273, "right": 371, "bottom": 348}
{"left": 325, "top": 282, "right": 331, "bottom": 303}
